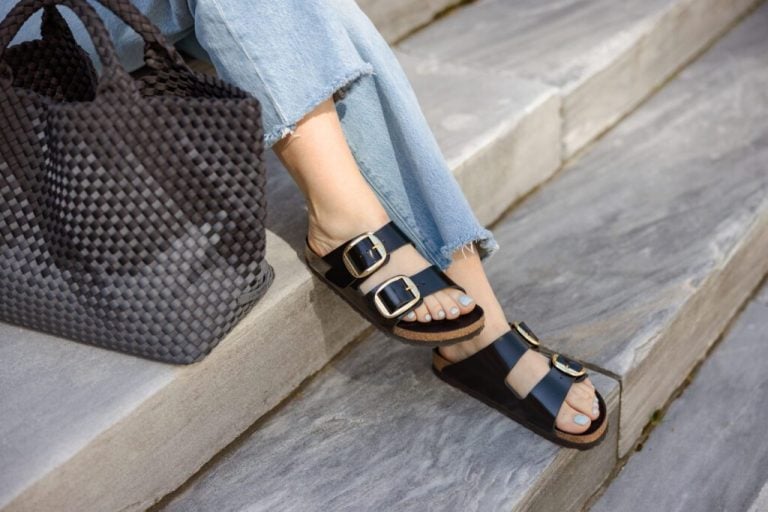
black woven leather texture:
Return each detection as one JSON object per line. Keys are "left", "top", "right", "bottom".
{"left": 0, "top": 0, "right": 274, "bottom": 364}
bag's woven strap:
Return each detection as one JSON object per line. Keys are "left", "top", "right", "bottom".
{"left": 0, "top": 0, "right": 187, "bottom": 87}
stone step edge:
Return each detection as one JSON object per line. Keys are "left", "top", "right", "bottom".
{"left": 618, "top": 206, "right": 768, "bottom": 455}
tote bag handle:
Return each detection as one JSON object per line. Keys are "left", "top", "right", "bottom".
{"left": 0, "top": 0, "right": 188, "bottom": 93}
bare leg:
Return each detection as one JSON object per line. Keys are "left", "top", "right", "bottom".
{"left": 273, "top": 96, "right": 477, "bottom": 324}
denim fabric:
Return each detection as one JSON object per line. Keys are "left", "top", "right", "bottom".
{"left": 6, "top": 0, "right": 500, "bottom": 270}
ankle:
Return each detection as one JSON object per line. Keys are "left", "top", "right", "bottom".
{"left": 307, "top": 205, "right": 390, "bottom": 257}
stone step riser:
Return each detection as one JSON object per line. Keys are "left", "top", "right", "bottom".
{"left": 621, "top": 211, "right": 768, "bottom": 454}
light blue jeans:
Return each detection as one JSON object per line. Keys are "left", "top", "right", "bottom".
{"left": 8, "top": 0, "right": 499, "bottom": 270}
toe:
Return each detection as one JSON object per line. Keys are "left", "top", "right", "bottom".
{"left": 401, "top": 309, "right": 418, "bottom": 322}
{"left": 423, "top": 295, "right": 445, "bottom": 321}
{"left": 556, "top": 400, "right": 592, "bottom": 434}
{"left": 444, "top": 288, "right": 476, "bottom": 315}
{"left": 433, "top": 290, "right": 459, "bottom": 320}
{"left": 565, "top": 381, "right": 600, "bottom": 421}
{"left": 414, "top": 303, "right": 432, "bottom": 323}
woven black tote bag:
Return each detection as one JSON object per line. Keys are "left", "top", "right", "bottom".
{"left": 0, "top": 0, "right": 274, "bottom": 364}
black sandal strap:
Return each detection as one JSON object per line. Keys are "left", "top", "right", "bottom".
{"left": 408, "top": 265, "right": 466, "bottom": 297}
{"left": 321, "top": 221, "right": 410, "bottom": 288}
{"left": 441, "top": 329, "right": 531, "bottom": 383}
{"left": 361, "top": 265, "right": 468, "bottom": 325}
{"left": 440, "top": 325, "right": 590, "bottom": 431}
{"left": 526, "top": 366, "right": 577, "bottom": 428}
{"left": 526, "top": 353, "right": 588, "bottom": 429}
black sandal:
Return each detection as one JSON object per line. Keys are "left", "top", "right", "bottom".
{"left": 432, "top": 322, "right": 609, "bottom": 449}
{"left": 304, "top": 220, "right": 485, "bottom": 346}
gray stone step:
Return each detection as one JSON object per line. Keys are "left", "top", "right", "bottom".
{"left": 397, "top": 0, "right": 759, "bottom": 157}
{"left": 157, "top": 334, "right": 620, "bottom": 512}
{"left": 0, "top": 48, "right": 559, "bottom": 512}
{"left": 3, "top": 0, "right": 765, "bottom": 510}
{"left": 153, "top": 5, "right": 768, "bottom": 511}
{"left": 590, "top": 279, "right": 768, "bottom": 512}
{"left": 357, "top": 0, "right": 463, "bottom": 43}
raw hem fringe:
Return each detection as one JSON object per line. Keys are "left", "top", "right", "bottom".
{"left": 438, "top": 227, "right": 500, "bottom": 271}
{"left": 262, "top": 63, "right": 375, "bottom": 148}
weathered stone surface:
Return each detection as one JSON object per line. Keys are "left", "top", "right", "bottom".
{"left": 357, "top": 0, "right": 462, "bottom": 43}
{"left": 748, "top": 482, "right": 768, "bottom": 512}
{"left": 399, "top": 0, "right": 759, "bottom": 156}
{"left": 159, "top": 330, "right": 619, "bottom": 512}
{"left": 591, "top": 284, "right": 768, "bottom": 512}
{"left": 479, "top": 2, "right": 768, "bottom": 455}
{"left": 0, "top": 48, "right": 559, "bottom": 512}
{"left": 757, "top": 280, "right": 768, "bottom": 306}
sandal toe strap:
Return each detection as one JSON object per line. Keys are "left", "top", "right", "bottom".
{"left": 526, "top": 353, "right": 588, "bottom": 430}
{"left": 362, "top": 265, "right": 468, "bottom": 324}
{"left": 526, "top": 366, "right": 577, "bottom": 429}
{"left": 364, "top": 275, "right": 423, "bottom": 325}
{"left": 408, "top": 265, "right": 465, "bottom": 297}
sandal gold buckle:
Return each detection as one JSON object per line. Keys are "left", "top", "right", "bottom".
{"left": 551, "top": 353, "right": 586, "bottom": 377}
{"left": 512, "top": 321, "right": 541, "bottom": 347}
{"left": 342, "top": 233, "right": 386, "bottom": 278}
{"left": 373, "top": 275, "right": 421, "bottom": 319}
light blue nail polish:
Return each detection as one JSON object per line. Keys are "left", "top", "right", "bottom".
{"left": 450, "top": 307, "right": 460, "bottom": 316}
{"left": 574, "top": 414, "right": 589, "bottom": 426}
{"left": 436, "top": 310, "right": 446, "bottom": 319}
{"left": 424, "top": 314, "right": 431, "bottom": 322}
{"left": 458, "top": 294, "right": 473, "bottom": 306}
{"left": 406, "top": 311, "right": 416, "bottom": 320}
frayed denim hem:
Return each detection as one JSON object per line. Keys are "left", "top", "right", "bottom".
{"left": 262, "top": 63, "right": 375, "bottom": 149}
{"left": 437, "top": 227, "right": 500, "bottom": 271}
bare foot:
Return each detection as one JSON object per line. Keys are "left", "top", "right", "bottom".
{"left": 438, "top": 246, "right": 601, "bottom": 434}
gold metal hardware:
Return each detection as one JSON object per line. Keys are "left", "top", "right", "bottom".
{"left": 373, "top": 275, "right": 421, "bottom": 319}
{"left": 551, "top": 353, "right": 586, "bottom": 377}
{"left": 342, "top": 233, "right": 386, "bottom": 278}
{"left": 512, "top": 321, "right": 540, "bottom": 347}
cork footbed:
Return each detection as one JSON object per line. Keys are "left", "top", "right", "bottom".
{"left": 432, "top": 350, "right": 609, "bottom": 450}
{"left": 392, "top": 306, "right": 485, "bottom": 346}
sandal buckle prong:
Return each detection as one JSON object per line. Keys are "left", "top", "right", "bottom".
{"left": 551, "top": 353, "right": 586, "bottom": 377}
{"left": 373, "top": 275, "right": 421, "bottom": 319}
{"left": 342, "top": 233, "right": 387, "bottom": 278}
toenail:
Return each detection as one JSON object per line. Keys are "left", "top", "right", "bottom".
{"left": 436, "top": 310, "right": 446, "bottom": 319}
{"left": 573, "top": 414, "right": 589, "bottom": 426}
{"left": 450, "top": 307, "right": 459, "bottom": 316}
{"left": 458, "top": 294, "right": 473, "bottom": 306}
{"left": 405, "top": 311, "right": 416, "bottom": 320}
{"left": 424, "top": 314, "right": 431, "bottom": 322}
